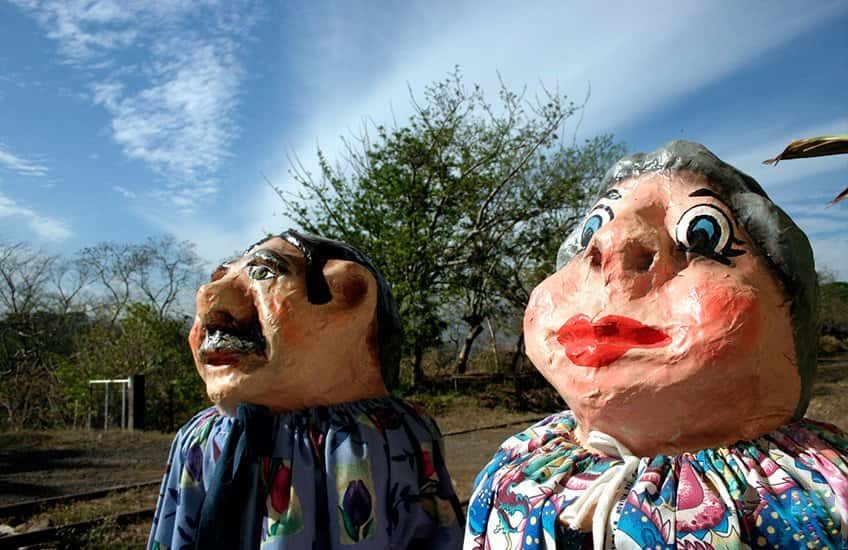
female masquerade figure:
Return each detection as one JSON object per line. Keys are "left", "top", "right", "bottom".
{"left": 464, "top": 141, "right": 847, "bottom": 549}
{"left": 149, "top": 231, "right": 463, "bottom": 549}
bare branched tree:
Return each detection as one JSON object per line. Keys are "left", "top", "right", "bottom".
{"left": 0, "top": 242, "right": 57, "bottom": 315}
{"left": 132, "top": 235, "right": 204, "bottom": 320}
{"left": 77, "top": 242, "right": 139, "bottom": 325}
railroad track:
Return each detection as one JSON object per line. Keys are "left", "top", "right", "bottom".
{"left": 0, "top": 415, "right": 544, "bottom": 547}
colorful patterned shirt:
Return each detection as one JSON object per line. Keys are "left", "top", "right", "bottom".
{"left": 149, "top": 397, "right": 463, "bottom": 549}
{"left": 465, "top": 410, "right": 848, "bottom": 550}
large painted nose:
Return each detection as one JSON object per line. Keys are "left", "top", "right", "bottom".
{"left": 195, "top": 274, "right": 255, "bottom": 326}
{"left": 583, "top": 205, "right": 680, "bottom": 298}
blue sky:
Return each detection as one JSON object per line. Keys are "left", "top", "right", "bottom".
{"left": 1, "top": 1, "right": 846, "bottom": 278}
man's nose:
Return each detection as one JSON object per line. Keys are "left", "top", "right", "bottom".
{"left": 196, "top": 275, "right": 255, "bottom": 324}
{"left": 583, "top": 210, "right": 679, "bottom": 296}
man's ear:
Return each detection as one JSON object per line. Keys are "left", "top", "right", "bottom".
{"left": 322, "top": 260, "right": 377, "bottom": 313}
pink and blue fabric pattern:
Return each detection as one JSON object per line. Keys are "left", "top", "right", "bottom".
{"left": 149, "top": 397, "right": 463, "bottom": 549}
{"left": 465, "top": 411, "right": 848, "bottom": 549}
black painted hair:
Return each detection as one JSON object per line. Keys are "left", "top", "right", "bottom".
{"left": 251, "top": 229, "right": 403, "bottom": 389}
{"left": 556, "top": 140, "right": 818, "bottom": 419}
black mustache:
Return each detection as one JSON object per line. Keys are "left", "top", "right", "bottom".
{"left": 199, "top": 312, "right": 266, "bottom": 355}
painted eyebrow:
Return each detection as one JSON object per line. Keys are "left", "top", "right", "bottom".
{"left": 689, "top": 188, "right": 726, "bottom": 201}
{"left": 210, "top": 262, "right": 231, "bottom": 282}
{"left": 593, "top": 203, "right": 615, "bottom": 218}
{"left": 248, "top": 248, "right": 293, "bottom": 272}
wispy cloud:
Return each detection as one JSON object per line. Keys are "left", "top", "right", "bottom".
{"left": 11, "top": 0, "right": 260, "bottom": 212}
{"left": 0, "top": 143, "right": 48, "bottom": 176}
{"left": 0, "top": 192, "right": 70, "bottom": 241}
{"left": 112, "top": 185, "right": 136, "bottom": 199}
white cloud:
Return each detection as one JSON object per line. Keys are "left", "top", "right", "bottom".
{"left": 12, "top": 0, "right": 260, "bottom": 213}
{"left": 112, "top": 185, "right": 136, "bottom": 199}
{"left": 0, "top": 192, "right": 71, "bottom": 241}
{"left": 9, "top": 0, "right": 216, "bottom": 64}
{"left": 93, "top": 40, "right": 239, "bottom": 198}
{"left": 0, "top": 143, "right": 48, "bottom": 176}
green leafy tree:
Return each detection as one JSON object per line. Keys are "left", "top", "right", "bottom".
{"left": 278, "top": 69, "right": 624, "bottom": 383}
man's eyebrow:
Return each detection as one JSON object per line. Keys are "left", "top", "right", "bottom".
{"left": 249, "top": 248, "right": 293, "bottom": 272}
{"left": 210, "top": 261, "right": 233, "bottom": 282}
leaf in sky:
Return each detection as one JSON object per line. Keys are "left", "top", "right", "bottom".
{"left": 763, "top": 135, "right": 848, "bottom": 205}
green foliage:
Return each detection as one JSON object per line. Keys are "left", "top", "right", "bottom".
{"left": 0, "top": 310, "right": 89, "bottom": 429}
{"left": 68, "top": 303, "right": 206, "bottom": 431}
{"left": 820, "top": 280, "right": 848, "bottom": 337}
{"left": 280, "top": 68, "right": 624, "bottom": 379}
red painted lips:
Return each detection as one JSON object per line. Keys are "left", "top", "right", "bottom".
{"left": 556, "top": 314, "right": 670, "bottom": 367}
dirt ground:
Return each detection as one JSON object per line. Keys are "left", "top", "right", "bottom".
{"left": 0, "top": 402, "right": 537, "bottom": 508}
{"left": 0, "top": 429, "right": 173, "bottom": 506}
{"left": 1, "top": 352, "right": 846, "bottom": 513}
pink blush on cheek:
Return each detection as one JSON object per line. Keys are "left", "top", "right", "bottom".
{"left": 685, "top": 282, "right": 761, "bottom": 359}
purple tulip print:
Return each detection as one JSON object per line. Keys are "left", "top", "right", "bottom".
{"left": 340, "top": 479, "right": 373, "bottom": 541}
{"left": 185, "top": 443, "right": 203, "bottom": 481}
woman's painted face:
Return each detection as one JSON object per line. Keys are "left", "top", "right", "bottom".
{"left": 524, "top": 172, "right": 799, "bottom": 455}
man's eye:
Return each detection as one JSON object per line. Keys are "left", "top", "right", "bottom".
{"left": 247, "top": 265, "right": 276, "bottom": 280}
{"left": 675, "top": 204, "right": 737, "bottom": 261}
{"left": 579, "top": 205, "right": 614, "bottom": 248}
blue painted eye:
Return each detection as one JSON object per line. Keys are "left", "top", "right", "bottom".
{"left": 689, "top": 217, "right": 719, "bottom": 248}
{"left": 579, "top": 205, "right": 614, "bottom": 248}
{"left": 676, "top": 204, "right": 732, "bottom": 256}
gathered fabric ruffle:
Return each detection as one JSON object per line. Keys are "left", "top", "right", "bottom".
{"left": 149, "top": 397, "right": 463, "bottom": 549}
{"left": 465, "top": 410, "right": 848, "bottom": 550}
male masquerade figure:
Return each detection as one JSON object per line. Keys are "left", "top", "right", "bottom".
{"left": 465, "top": 141, "right": 848, "bottom": 549}
{"left": 149, "top": 231, "right": 463, "bottom": 549}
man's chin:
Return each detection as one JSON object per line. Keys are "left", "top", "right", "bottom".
{"left": 210, "top": 393, "right": 239, "bottom": 416}
{"left": 204, "top": 371, "right": 266, "bottom": 417}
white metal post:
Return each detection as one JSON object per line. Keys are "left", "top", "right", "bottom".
{"left": 89, "top": 378, "right": 132, "bottom": 431}
{"left": 121, "top": 383, "right": 126, "bottom": 430}
{"left": 104, "top": 381, "right": 109, "bottom": 431}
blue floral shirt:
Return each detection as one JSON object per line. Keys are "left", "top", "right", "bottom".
{"left": 149, "top": 397, "right": 463, "bottom": 549}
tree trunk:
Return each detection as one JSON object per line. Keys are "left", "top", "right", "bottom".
{"left": 509, "top": 331, "right": 525, "bottom": 375}
{"left": 411, "top": 343, "right": 425, "bottom": 389}
{"left": 510, "top": 331, "right": 526, "bottom": 408}
{"left": 455, "top": 322, "right": 484, "bottom": 375}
